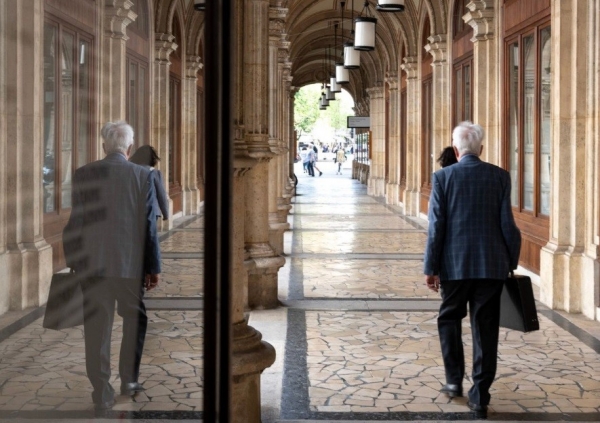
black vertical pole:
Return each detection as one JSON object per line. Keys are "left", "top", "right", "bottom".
{"left": 203, "top": 0, "right": 232, "bottom": 421}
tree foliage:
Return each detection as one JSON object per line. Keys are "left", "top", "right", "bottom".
{"left": 294, "top": 85, "right": 321, "bottom": 136}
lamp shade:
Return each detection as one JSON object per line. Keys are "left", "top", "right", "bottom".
{"left": 330, "top": 77, "right": 341, "bottom": 93}
{"left": 325, "top": 86, "right": 336, "bottom": 100}
{"left": 376, "top": 0, "right": 405, "bottom": 12}
{"left": 336, "top": 63, "right": 349, "bottom": 84}
{"left": 319, "top": 96, "right": 327, "bottom": 109}
{"left": 321, "top": 93, "right": 330, "bottom": 107}
{"left": 354, "top": 17, "right": 377, "bottom": 51}
{"left": 194, "top": 0, "right": 206, "bottom": 11}
{"left": 344, "top": 42, "right": 360, "bottom": 69}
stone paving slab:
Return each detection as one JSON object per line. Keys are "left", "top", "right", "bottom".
{"left": 294, "top": 231, "right": 427, "bottom": 255}
{"left": 0, "top": 312, "right": 204, "bottom": 413}
{"left": 160, "top": 231, "right": 204, "bottom": 253}
{"left": 303, "top": 311, "right": 600, "bottom": 416}
{"left": 146, "top": 259, "right": 203, "bottom": 298}
{"left": 292, "top": 204, "right": 394, "bottom": 215}
{"left": 293, "top": 215, "right": 419, "bottom": 231}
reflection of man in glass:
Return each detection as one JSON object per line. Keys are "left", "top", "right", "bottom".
{"left": 63, "top": 121, "right": 161, "bottom": 411}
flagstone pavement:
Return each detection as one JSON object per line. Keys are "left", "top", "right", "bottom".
{"left": 0, "top": 159, "right": 599, "bottom": 422}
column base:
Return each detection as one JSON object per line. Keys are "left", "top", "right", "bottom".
{"left": 268, "top": 219, "right": 290, "bottom": 256}
{"left": 7, "top": 240, "right": 53, "bottom": 310}
{"left": 403, "top": 189, "right": 420, "bottom": 217}
{"left": 232, "top": 319, "right": 276, "bottom": 423}
{"left": 247, "top": 243, "right": 285, "bottom": 310}
{"left": 183, "top": 187, "right": 199, "bottom": 216}
{"left": 368, "top": 177, "right": 385, "bottom": 197}
{"left": 386, "top": 183, "right": 400, "bottom": 205}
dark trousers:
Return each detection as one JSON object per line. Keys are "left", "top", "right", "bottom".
{"left": 307, "top": 162, "right": 314, "bottom": 176}
{"left": 81, "top": 277, "right": 148, "bottom": 403}
{"left": 438, "top": 279, "right": 504, "bottom": 406}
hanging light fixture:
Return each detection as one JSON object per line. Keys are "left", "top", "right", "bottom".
{"left": 336, "top": 1, "right": 350, "bottom": 83}
{"left": 326, "top": 84, "right": 336, "bottom": 100}
{"left": 344, "top": 0, "right": 360, "bottom": 69}
{"left": 354, "top": 1, "right": 377, "bottom": 51}
{"left": 376, "top": 0, "right": 405, "bottom": 12}
{"left": 319, "top": 96, "right": 327, "bottom": 110}
{"left": 328, "top": 43, "right": 341, "bottom": 93}
{"left": 193, "top": 0, "right": 206, "bottom": 11}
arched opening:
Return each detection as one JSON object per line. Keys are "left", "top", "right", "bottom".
{"left": 169, "top": 14, "right": 184, "bottom": 215}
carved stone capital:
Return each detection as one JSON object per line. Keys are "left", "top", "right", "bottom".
{"left": 465, "top": 0, "right": 495, "bottom": 42}
{"left": 269, "top": 7, "right": 287, "bottom": 37}
{"left": 105, "top": 0, "right": 136, "bottom": 40}
{"left": 155, "top": 33, "right": 178, "bottom": 65}
{"left": 385, "top": 71, "right": 399, "bottom": 90}
{"left": 401, "top": 56, "right": 418, "bottom": 79}
{"left": 186, "top": 55, "right": 203, "bottom": 78}
{"left": 425, "top": 34, "right": 447, "bottom": 64}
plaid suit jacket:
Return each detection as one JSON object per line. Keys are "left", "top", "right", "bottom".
{"left": 423, "top": 154, "right": 521, "bottom": 281}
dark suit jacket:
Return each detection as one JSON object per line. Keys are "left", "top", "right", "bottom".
{"left": 63, "top": 153, "right": 161, "bottom": 280}
{"left": 139, "top": 165, "right": 169, "bottom": 220}
{"left": 423, "top": 154, "right": 521, "bottom": 281}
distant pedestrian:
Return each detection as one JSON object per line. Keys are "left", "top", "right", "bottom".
{"left": 311, "top": 144, "right": 323, "bottom": 177}
{"left": 437, "top": 146, "right": 458, "bottom": 168}
{"left": 300, "top": 147, "right": 309, "bottom": 173}
{"left": 335, "top": 148, "right": 346, "bottom": 175}
{"left": 307, "top": 147, "right": 315, "bottom": 177}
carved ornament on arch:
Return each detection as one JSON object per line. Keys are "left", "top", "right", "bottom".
{"left": 401, "top": 56, "right": 418, "bottom": 79}
{"left": 155, "top": 33, "right": 178, "bottom": 64}
{"left": 105, "top": 0, "right": 137, "bottom": 40}
{"left": 186, "top": 55, "right": 203, "bottom": 79}
{"left": 425, "top": 34, "right": 447, "bottom": 64}
{"left": 464, "top": 0, "right": 495, "bottom": 42}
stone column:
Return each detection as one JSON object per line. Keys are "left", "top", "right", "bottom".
{"left": 281, "top": 65, "right": 295, "bottom": 198}
{"left": 267, "top": 6, "right": 289, "bottom": 255}
{"left": 367, "top": 85, "right": 385, "bottom": 197}
{"left": 385, "top": 71, "right": 400, "bottom": 205}
{"left": 4, "top": 0, "right": 53, "bottom": 311}
{"left": 425, "top": 35, "right": 450, "bottom": 173}
{"left": 465, "top": 0, "right": 500, "bottom": 165}
{"left": 0, "top": 0, "right": 7, "bottom": 314}
{"left": 182, "top": 55, "right": 203, "bottom": 215}
{"left": 401, "top": 57, "right": 420, "bottom": 215}
{"left": 152, "top": 34, "right": 177, "bottom": 230}
{"left": 540, "top": 0, "right": 596, "bottom": 317}
{"left": 244, "top": 0, "right": 285, "bottom": 309}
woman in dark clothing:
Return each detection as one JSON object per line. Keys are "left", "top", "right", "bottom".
{"left": 130, "top": 145, "right": 169, "bottom": 221}
{"left": 437, "top": 146, "right": 458, "bottom": 168}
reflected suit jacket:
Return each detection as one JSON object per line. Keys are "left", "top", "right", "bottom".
{"left": 423, "top": 154, "right": 521, "bottom": 281}
{"left": 63, "top": 152, "right": 161, "bottom": 280}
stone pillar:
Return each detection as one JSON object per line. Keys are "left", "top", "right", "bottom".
{"left": 540, "top": 0, "right": 596, "bottom": 317}
{"left": 102, "top": 0, "right": 137, "bottom": 124}
{"left": 267, "top": 6, "right": 289, "bottom": 255}
{"left": 425, "top": 35, "right": 450, "bottom": 173}
{"left": 367, "top": 85, "right": 385, "bottom": 197}
{"left": 244, "top": 0, "right": 285, "bottom": 309}
{"left": 152, "top": 34, "right": 177, "bottom": 230}
{"left": 465, "top": 0, "right": 500, "bottom": 165}
{"left": 182, "top": 55, "right": 203, "bottom": 215}
{"left": 4, "top": 0, "right": 53, "bottom": 311}
{"left": 0, "top": 0, "right": 7, "bottom": 314}
{"left": 401, "top": 57, "right": 421, "bottom": 216}
{"left": 281, "top": 65, "right": 295, "bottom": 198}
{"left": 385, "top": 71, "right": 400, "bottom": 205}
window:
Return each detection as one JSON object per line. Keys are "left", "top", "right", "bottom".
{"left": 126, "top": 56, "right": 148, "bottom": 148}
{"left": 505, "top": 23, "right": 551, "bottom": 216}
{"left": 43, "top": 20, "right": 93, "bottom": 214}
{"left": 453, "top": 59, "right": 472, "bottom": 125}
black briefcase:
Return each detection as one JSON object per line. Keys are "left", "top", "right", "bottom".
{"left": 499, "top": 273, "right": 539, "bottom": 332}
{"left": 43, "top": 270, "right": 84, "bottom": 330}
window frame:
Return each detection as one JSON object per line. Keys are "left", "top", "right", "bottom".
{"left": 126, "top": 52, "right": 149, "bottom": 149}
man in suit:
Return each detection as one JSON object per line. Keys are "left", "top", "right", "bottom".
{"left": 423, "top": 121, "right": 521, "bottom": 418}
{"left": 63, "top": 121, "right": 161, "bottom": 411}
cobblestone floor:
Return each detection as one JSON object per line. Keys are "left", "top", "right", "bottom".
{"left": 0, "top": 160, "right": 600, "bottom": 422}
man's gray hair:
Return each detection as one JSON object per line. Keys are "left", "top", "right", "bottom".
{"left": 452, "top": 121, "right": 484, "bottom": 155}
{"left": 101, "top": 121, "right": 134, "bottom": 154}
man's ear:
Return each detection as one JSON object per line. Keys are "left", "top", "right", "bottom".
{"left": 453, "top": 146, "right": 459, "bottom": 159}
{"left": 126, "top": 144, "right": 133, "bottom": 158}
{"left": 479, "top": 145, "right": 484, "bottom": 156}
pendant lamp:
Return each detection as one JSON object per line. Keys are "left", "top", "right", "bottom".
{"left": 336, "top": 1, "right": 350, "bottom": 82}
{"left": 330, "top": 77, "right": 341, "bottom": 93}
{"left": 194, "top": 0, "right": 206, "bottom": 11}
{"left": 319, "top": 96, "right": 327, "bottom": 110}
{"left": 376, "top": 0, "right": 405, "bottom": 12}
{"left": 326, "top": 86, "right": 336, "bottom": 101}
{"left": 354, "top": 2, "right": 377, "bottom": 51}
{"left": 321, "top": 93, "right": 330, "bottom": 107}
{"left": 344, "top": 42, "right": 360, "bottom": 68}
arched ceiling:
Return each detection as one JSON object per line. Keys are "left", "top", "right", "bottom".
{"left": 286, "top": 0, "right": 431, "bottom": 105}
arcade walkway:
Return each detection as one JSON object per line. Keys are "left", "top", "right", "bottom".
{"left": 0, "top": 159, "right": 600, "bottom": 421}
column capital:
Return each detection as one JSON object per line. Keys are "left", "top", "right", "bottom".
{"left": 105, "top": 0, "right": 137, "bottom": 40}
{"left": 186, "top": 55, "right": 203, "bottom": 79}
{"left": 385, "top": 71, "right": 399, "bottom": 90}
{"left": 155, "top": 33, "right": 178, "bottom": 65}
{"left": 425, "top": 34, "right": 447, "bottom": 64}
{"left": 269, "top": 7, "right": 288, "bottom": 38}
{"left": 367, "top": 85, "right": 384, "bottom": 99}
{"left": 465, "top": 0, "right": 495, "bottom": 42}
{"left": 401, "top": 56, "right": 418, "bottom": 79}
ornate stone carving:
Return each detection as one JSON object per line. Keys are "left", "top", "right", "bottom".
{"left": 425, "top": 34, "right": 447, "bottom": 64}
{"left": 465, "top": 0, "right": 495, "bottom": 42}
{"left": 401, "top": 56, "right": 418, "bottom": 79}
{"left": 385, "top": 71, "right": 399, "bottom": 90}
{"left": 186, "top": 55, "right": 203, "bottom": 79}
{"left": 155, "top": 33, "right": 178, "bottom": 65}
{"left": 105, "top": 0, "right": 137, "bottom": 40}
{"left": 269, "top": 7, "right": 288, "bottom": 38}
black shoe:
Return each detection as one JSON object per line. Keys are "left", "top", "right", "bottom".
{"left": 319, "top": 171, "right": 323, "bottom": 176}
{"left": 467, "top": 401, "right": 488, "bottom": 419}
{"left": 440, "top": 384, "right": 463, "bottom": 398}
{"left": 94, "top": 397, "right": 115, "bottom": 411}
{"left": 120, "top": 382, "right": 145, "bottom": 396}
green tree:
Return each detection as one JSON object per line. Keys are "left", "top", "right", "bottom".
{"left": 294, "top": 85, "right": 321, "bottom": 136}
{"left": 323, "top": 89, "right": 354, "bottom": 132}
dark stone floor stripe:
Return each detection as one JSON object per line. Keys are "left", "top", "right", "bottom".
{"left": 539, "top": 309, "right": 600, "bottom": 353}
{"left": 0, "top": 410, "right": 203, "bottom": 420}
{"left": 288, "top": 215, "right": 305, "bottom": 301}
{"left": 158, "top": 216, "right": 201, "bottom": 242}
{"left": 280, "top": 411, "right": 600, "bottom": 421}
{"left": 281, "top": 309, "right": 310, "bottom": 420}
{"left": 0, "top": 306, "right": 45, "bottom": 343}
{"left": 145, "top": 299, "right": 203, "bottom": 310}
{"left": 161, "top": 253, "right": 204, "bottom": 259}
